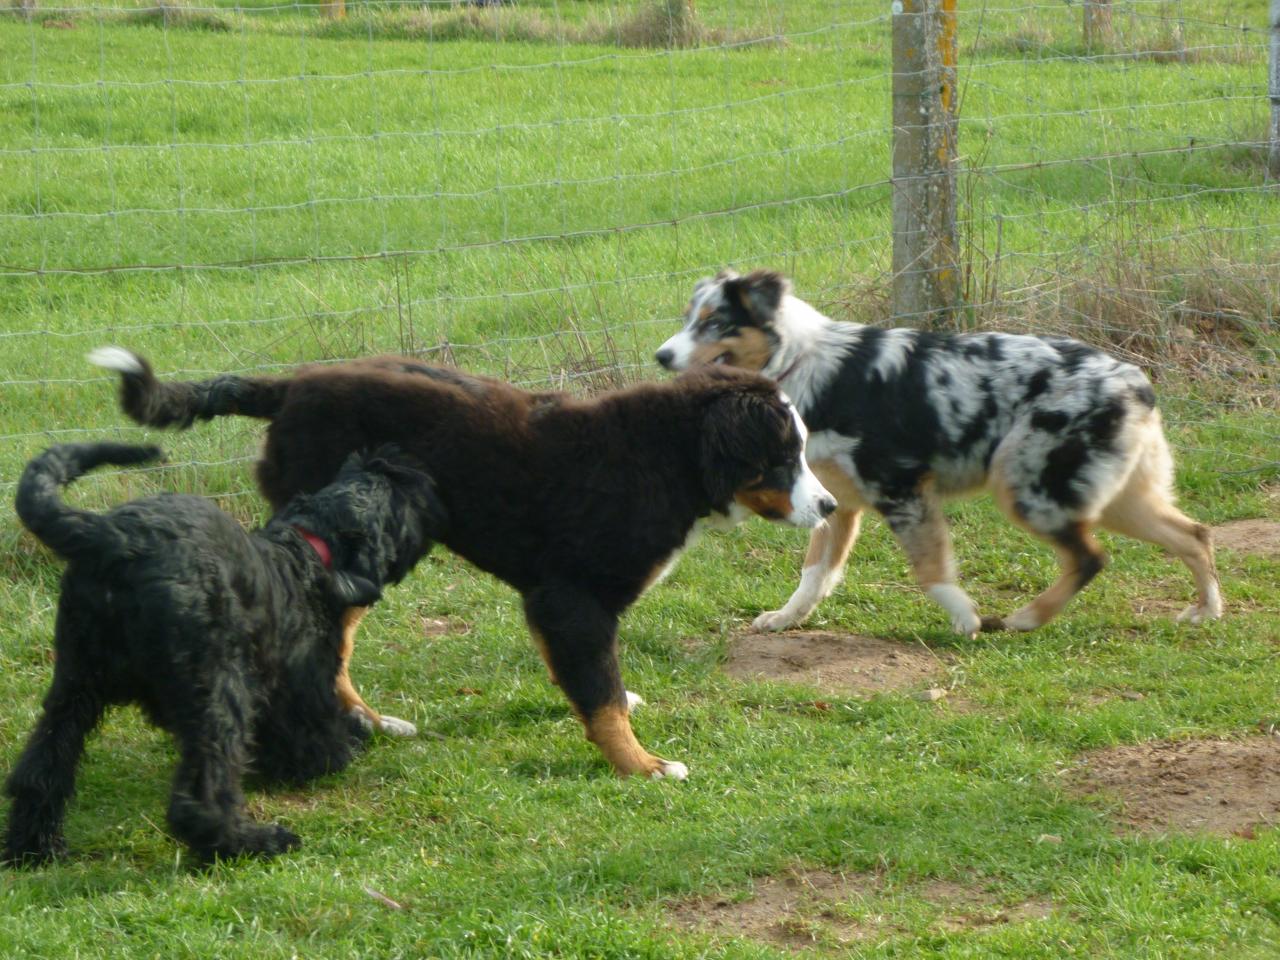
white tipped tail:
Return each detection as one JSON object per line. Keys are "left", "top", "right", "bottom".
{"left": 86, "top": 346, "right": 144, "bottom": 375}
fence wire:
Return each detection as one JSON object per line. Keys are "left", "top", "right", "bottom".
{"left": 0, "top": 0, "right": 1275, "bottom": 503}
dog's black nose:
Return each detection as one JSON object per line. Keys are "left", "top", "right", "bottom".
{"left": 818, "top": 496, "right": 837, "bottom": 518}
{"left": 655, "top": 348, "right": 674, "bottom": 369}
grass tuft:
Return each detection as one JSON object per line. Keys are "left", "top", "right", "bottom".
{"left": 307, "top": 0, "right": 776, "bottom": 49}
{"left": 124, "top": 1, "right": 232, "bottom": 32}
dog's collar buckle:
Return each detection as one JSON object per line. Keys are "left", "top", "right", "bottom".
{"left": 294, "top": 526, "right": 333, "bottom": 569}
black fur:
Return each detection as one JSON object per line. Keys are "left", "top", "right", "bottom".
{"left": 90, "top": 351, "right": 820, "bottom": 778}
{"left": 4, "top": 441, "right": 445, "bottom": 865}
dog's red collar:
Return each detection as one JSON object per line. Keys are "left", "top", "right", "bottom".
{"left": 294, "top": 526, "right": 332, "bottom": 569}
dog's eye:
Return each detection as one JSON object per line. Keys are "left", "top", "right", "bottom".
{"left": 712, "top": 352, "right": 731, "bottom": 365}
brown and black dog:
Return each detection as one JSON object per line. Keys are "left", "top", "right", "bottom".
{"left": 89, "top": 348, "right": 835, "bottom": 779}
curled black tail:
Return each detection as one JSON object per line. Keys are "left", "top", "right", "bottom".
{"left": 86, "top": 346, "right": 290, "bottom": 429}
{"left": 15, "top": 442, "right": 163, "bottom": 561}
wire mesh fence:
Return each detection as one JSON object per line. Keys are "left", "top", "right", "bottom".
{"left": 0, "top": 0, "right": 1276, "bottom": 505}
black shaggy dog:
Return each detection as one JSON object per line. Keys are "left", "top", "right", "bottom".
{"left": 4, "top": 441, "right": 444, "bottom": 865}
{"left": 89, "top": 348, "right": 836, "bottom": 780}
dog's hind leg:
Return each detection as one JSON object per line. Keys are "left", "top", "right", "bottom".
{"left": 986, "top": 427, "right": 1114, "bottom": 631}
{"left": 991, "top": 521, "right": 1107, "bottom": 632}
{"left": 166, "top": 672, "right": 300, "bottom": 862}
{"left": 3, "top": 670, "right": 104, "bottom": 865}
{"left": 335, "top": 607, "right": 417, "bottom": 738}
{"left": 524, "top": 581, "right": 686, "bottom": 780}
{"left": 1099, "top": 448, "right": 1221, "bottom": 624}
{"left": 882, "top": 484, "right": 983, "bottom": 638}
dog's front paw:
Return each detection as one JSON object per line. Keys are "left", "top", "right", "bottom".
{"left": 377, "top": 714, "right": 418, "bottom": 738}
{"left": 650, "top": 759, "right": 689, "bottom": 781}
{"left": 2, "top": 835, "right": 67, "bottom": 868}
{"left": 926, "top": 584, "right": 981, "bottom": 638}
{"left": 239, "top": 823, "right": 301, "bottom": 859}
{"left": 1176, "top": 603, "right": 1222, "bottom": 625}
{"left": 201, "top": 823, "right": 301, "bottom": 862}
{"left": 751, "top": 608, "right": 799, "bottom": 632}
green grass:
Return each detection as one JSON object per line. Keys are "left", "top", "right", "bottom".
{"left": 2, "top": 1, "right": 1279, "bottom": 957}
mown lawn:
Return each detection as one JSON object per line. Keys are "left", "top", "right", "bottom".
{"left": 1, "top": 1, "right": 1278, "bottom": 957}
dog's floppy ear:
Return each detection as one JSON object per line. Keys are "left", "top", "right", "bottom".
{"left": 328, "top": 571, "right": 383, "bottom": 609}
{"left": 723, "top": 270, "right": 788, "bottom": 327}
{"left": 699, "top": 389, "right": 782, "bottom": 507}
{"left": 690, "top": 267, "right": 739, "bottom": 303}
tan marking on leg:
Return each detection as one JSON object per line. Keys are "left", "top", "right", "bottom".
{"left": 526, "top": 621, "right": 560, "bottom": 687}
{"left": 582, "top": 704, "right": 666, "bottom": 778}
{"left": 806, "top": 459, "right": 867, "bottom": 575}
{"left": 751, "top": 458, "right": 869, "bottom": 632}
{"left": 807, "top": 458, "right": 869, "bottom": 511}
{"left": 1008, "top": 523, "right": 1106, "bottom": 630}
{"left": 1100, "top": 470, "right": 1221, "bottom": 620}
{"left": 336, "top": 606, "right": 381, "bottom": 727}
{"left": 892, "top": 494, "right": 955, "bottom": 590}
{"left": 802, "top": 516, "right": 833, "bottom": 568}
{"left": 806, "top": 506, "right": 862, "bottom": 571}
{"left": 887, "top": 479, "right": 983, "bottom": 635}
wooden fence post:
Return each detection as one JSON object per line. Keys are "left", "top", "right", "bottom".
{"left": 891, "top": 0, "right": 960, "bottom": 327}
{"left": 1083, "top": 0, "right": 1112, "bottom": 51}
{"left": 1270, "top": 0, "right": 1280, "bottom": 181}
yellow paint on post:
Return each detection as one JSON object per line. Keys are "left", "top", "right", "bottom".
{"left": 937, "top": 0, "right": 957, "bottom": 114}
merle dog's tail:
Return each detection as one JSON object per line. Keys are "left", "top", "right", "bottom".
{"left": 15, "top": 442, "right": 163, "bottom": 561}
{"left": 87, "top": 346, "right": 290, "bottom": 429}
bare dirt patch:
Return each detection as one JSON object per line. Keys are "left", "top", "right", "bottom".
{"left": 724, "top": 631, "right": 954, "bottom": 699}
{"left": 669, "top": 867, "right": 1052, "bottom": 950}
{"left": 1070, "top": 735, "right": 1280, "bottom": 836}
{"left": 1212, "top": 519, "right": 1280, "bottom": 559}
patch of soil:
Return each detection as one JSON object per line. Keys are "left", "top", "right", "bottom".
{"left": 724, "top": 631, "right": 953, "bottom": 699}
{"left": 1070, "top": 735, "right": 1280, "bottom": 836}
{"left": 669, "top": 867, "right": 1052, "bottom": 950}
{"left": 1212, "top": 519, "right": 1280, "bottom": 559}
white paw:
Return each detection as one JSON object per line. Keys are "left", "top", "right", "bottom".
{"left": 927, "top": 584, "right": 981, "bottom": 637}
{"left": 625, "top": 690, "right": 645, "bottom": 711}
{"left": 752, "top": 608, "right": 799, "bottom": 632}
{"left": 378, "top": 714, "right": 418, "bottom": 738}
{"left": 650, "top": 760, "right": 688, "bottom": 781}
{"left": 950, "top": 610, "right": 982, "bottom": 638}
{"left": 1176, "top": 604, "right": 1221, "bottom": 625}
{"left": 348, "top": 707, "right": 375, "bottom": 732}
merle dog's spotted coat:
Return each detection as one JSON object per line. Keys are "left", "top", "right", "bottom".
{"left": 656, "top": 268, "right": 1221, "bottom": 635}
{"left": 4, "top": 442, "right": 443, "bottom": 865}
